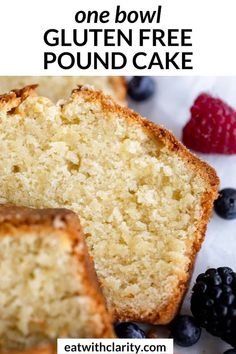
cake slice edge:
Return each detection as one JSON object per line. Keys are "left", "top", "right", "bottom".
{"left": 0, "top": 205, "right": 115, "bottom": 351}
{"left": 0, "top": 86, "right": 219, "bottom": 325}
{"left": 68, "top": 85, "right": 219, "bottom": 324}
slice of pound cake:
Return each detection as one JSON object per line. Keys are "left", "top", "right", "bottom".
{"left": 0, "top": 76, "right": 126, "bottom": 104}
{"left": 0, "top": 86, "right": 219, "bottom": 325}
{"left": 0, "top": 205, "right": 114, "bottom": 352}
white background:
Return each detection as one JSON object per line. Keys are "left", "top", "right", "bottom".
{"left": 131, "top": 76, "right": 236, "bottom": 353}
{"left": 0, "top": 0, "right": 236, "bottom": 75}
{"left": 1, "top": 0, "right": 236, "bottom": 352}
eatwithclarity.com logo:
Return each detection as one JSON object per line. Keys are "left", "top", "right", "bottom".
{"left": 57, "top": 339, "right": 173, "bottom": 354}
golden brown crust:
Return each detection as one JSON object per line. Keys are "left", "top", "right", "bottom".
{"left": 109, "top": 77, "right": 127, "bottom": 104}
{"left": 0, "top": 205, "right": 77, "bottom": 227}
{"left": 0, "top": 77, "right": 126, "bottom": 105}
{"left": 0, "top": 85, "right": 37, "bottom": 111}
{"left": 0, "top": 85, "right": 219, "bottom": 325}
{"left": 0, "top": 205, "right": 114, "bottom": 352}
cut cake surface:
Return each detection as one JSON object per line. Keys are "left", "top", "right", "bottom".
{"left": 0, "top": 76, "right": 126, "bottom": 104}
{"left": 0, "top": 86, "right": 219, "bottom": 324}
{"left": 0, "top": 205, "right": 114, "bottom": 352}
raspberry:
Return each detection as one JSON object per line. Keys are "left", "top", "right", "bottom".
{"left": 183, "top": 94, "right": 236, "bottom": 154}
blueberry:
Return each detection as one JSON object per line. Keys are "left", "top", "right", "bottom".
{"left": 127, "top": 77, "right": 155, "bottom": 101}
{"left": 214, "top": 188, "right": 236, "bottom": 220}
{"left": 223, "top": 350, "right": 236, "bottom": 353}
{"left": 114, "top": 322, "right": 145, "bottom": 338}
{"left": 169, "top": 315, "right": 201, "bottom": 347}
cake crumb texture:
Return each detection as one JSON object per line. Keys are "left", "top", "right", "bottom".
{"left": 0, "top": 86, "right": 219, "bottom": 325}
{"left": 0, "top": 206, "right": 114, "bottom": 351}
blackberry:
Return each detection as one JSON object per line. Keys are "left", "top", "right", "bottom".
{"left": 191, "top": 267, "right": 236, "bottom": 347}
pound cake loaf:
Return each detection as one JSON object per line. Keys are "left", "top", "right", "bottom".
{"left": 0, "top": 76, "right": 126, "bottom": 104}
{"left": 0, "top": 86, "right": 219, "bottom": 325}
{"left": 0, "top": 205, "right": 114, "bottom": 352}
